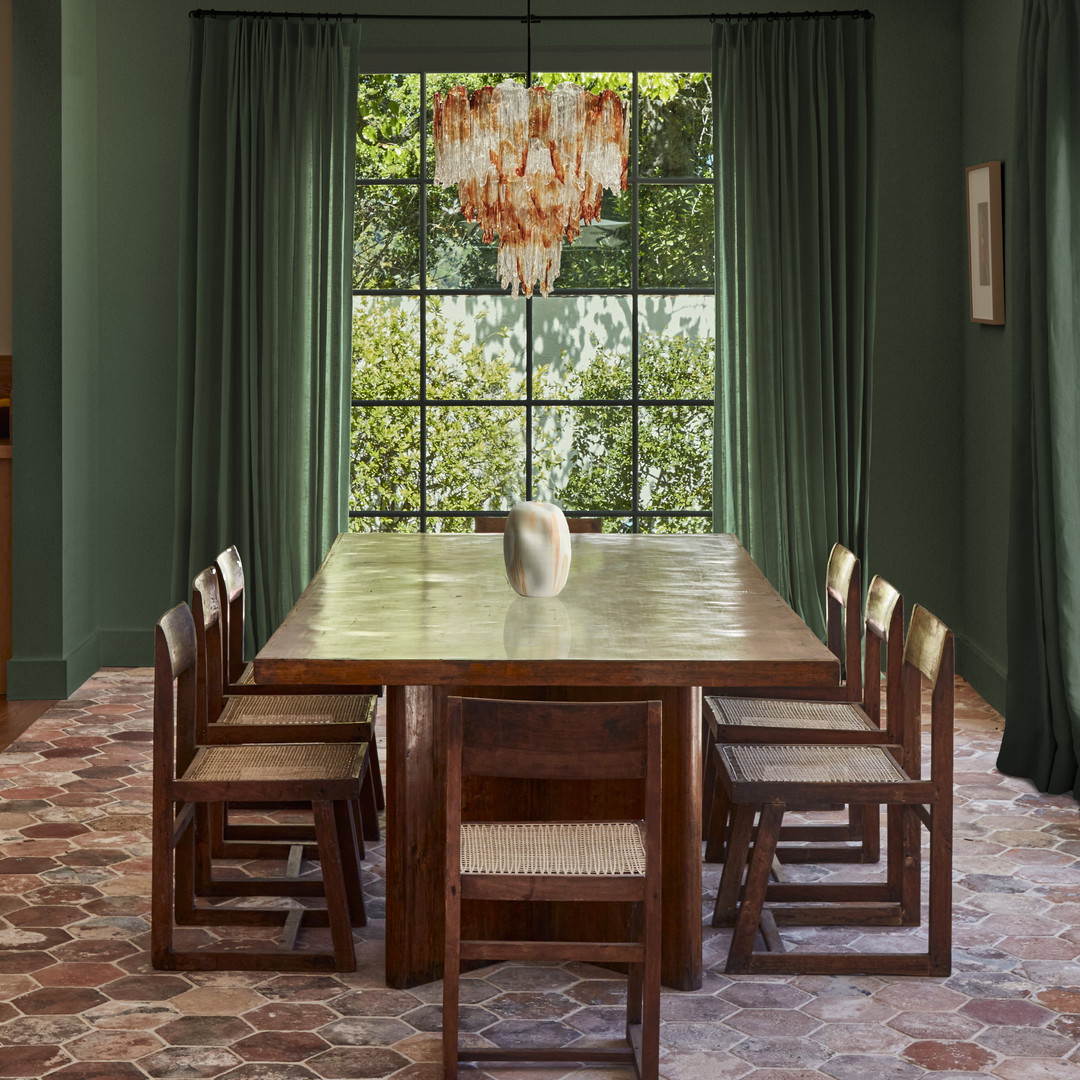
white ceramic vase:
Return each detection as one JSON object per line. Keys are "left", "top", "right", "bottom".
{"left": 503, "top": 501, "right": 572, "bottom": 598}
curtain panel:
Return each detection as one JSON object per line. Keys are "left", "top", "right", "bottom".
{"left": 711, "top": 16, "right": 877, "bottom": 638}
{"left": 173, "top": 15, "right": 362, "bottom": 654}
{"left": 999, "top": 0, "right": 1080, "bottom": 798}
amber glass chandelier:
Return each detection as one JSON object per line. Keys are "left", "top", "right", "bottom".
{"left": 432, "top": 7, "right": 629, "bottom": 298}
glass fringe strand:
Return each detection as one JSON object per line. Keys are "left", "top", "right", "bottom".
{"left": 433, "top": 80, "right": 629, "bottom": 298}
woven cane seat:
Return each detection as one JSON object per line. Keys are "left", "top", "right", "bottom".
{"left": 719, "top": 743, "right": 907, "bottom": 785}
{"left": 217, "top": 693, "right": 375, "bottom": 726}
{"left": 460, "top": 822, "right": 646, "bottom": 877}
{"left": 183, "top": 742, "right": 367, "bottom": 784}
{"left": 707, "top": 696, "right": 872, "bottom": 730}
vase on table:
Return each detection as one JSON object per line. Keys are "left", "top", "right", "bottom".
{"left": 503, "top": 501, "right": 572, "bottom": 598}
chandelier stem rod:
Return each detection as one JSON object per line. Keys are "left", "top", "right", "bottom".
{"left": 189, "top": 9, "right": 875, "bottom": 23}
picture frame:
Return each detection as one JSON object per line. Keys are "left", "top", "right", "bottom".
{"left": 965, "top": 161, "right": 1005, "bottom": 324}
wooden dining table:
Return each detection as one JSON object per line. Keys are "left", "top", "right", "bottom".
{"left": 254, "top": 531, "right": 838, "bottom": 990}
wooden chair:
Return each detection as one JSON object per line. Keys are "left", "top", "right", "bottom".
{"left": 151, "top": 602, "right": 368, "bottom": 972}
{"left": 711, "top": 604, "right": 953, "bottom": 976}
{"left": 702, "top": 542, "right": 869, "bottom": 862}
{"left": 704, "top": 574, "right": 903, "bottom": 864}
{"left": 192, "top": 566, "right": 381, "bottom": 855}
{"left": 215, "top": 545, "right": 384, "bottom": 812}
{"left": 443, "top": 696, "right": 662, "bottom": 1080}
{"left": 474, "top": 514, "right": 603, "bottom": 533}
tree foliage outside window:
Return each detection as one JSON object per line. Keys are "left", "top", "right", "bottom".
{"left": 351, "top": 71, "right": 714, "bottom": 532}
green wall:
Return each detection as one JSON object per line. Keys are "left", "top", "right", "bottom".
{"left": 10, "top": 0, "right": 69, "bottom": 695}
{"left": 8, "top": 0, "right": 1013, "bottom": 706}
{"left": 956, "top": 0, "right": 1019, "bottom": 710}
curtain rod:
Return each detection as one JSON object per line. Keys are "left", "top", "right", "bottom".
{"left": 189, "top": 9, "right": 874, "bottom": 22}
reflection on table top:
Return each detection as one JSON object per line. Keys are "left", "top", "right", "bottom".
{"left": 255, "top": 532, "right": 838, "bottom": 689}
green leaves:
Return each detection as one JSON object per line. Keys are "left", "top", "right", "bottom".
{"left": 350, "top": 300, "right": 713, "bottom": 531}
{"left": 350, "top": 70, "right": 716, "bottom": 532}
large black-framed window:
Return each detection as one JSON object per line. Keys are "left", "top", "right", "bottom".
{"left": 350, "top": 71, "right": 714, "bottom": 533}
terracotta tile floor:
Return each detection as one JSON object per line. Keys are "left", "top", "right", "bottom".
{"left": 0, "top": 669, "right": 1077, "bottom": 1079}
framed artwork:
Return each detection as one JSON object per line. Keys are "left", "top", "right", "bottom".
{"left": 966, "top": 161, "right": 1005, "bottom": 324}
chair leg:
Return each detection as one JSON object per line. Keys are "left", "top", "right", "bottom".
{"left": 898, "top": 803, "right": 922, "bottom": 925}
{"left": 701, "top": 715, "right": 717, "bottom": 833}
{"left": 726, "top": 801, "right": 784, "bottom": 973}
{"left": 312, "top": 800, "right": 357, "bottom": 971}
{"left": 626, "top": 901, "right": 643, "bottom": 1027}
{"left": 176, "top": 806, "right": 203, "bottom": 923}
{"left": 368, "top": 738, "right": 385, "bottom": 812}
{"left": 927, "top": 803, "right": 952, "bottom": 975}
{"left": 854, "top": 802, "right": 880, "bottom": 862}
{"left": 639, "top": 891, "right": 661, "bottom": 1080}
{"left": 334, "top": 798, "right": 367, "bottom": 928}
{"left": 151, "top": 802, "right": 179, "bottom": 968}
{"left": 712, "top": 801, "right": 756, "bottom": 926}
{"left": 443, "top": 876, "right": 461, "bottom": 1080}
{"left": 359, "top": 759, "right": 381, "bottom": 843}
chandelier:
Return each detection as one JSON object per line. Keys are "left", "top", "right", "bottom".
{"left": 432, "top": 38, "right": 629, "bottom": 299}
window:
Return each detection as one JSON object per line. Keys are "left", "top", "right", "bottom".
{"left": 351, "top": 71, "right": 713, "bottom": 533}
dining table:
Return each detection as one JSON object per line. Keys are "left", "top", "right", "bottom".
{"left": 254, "top": 531, "right": 839, "bottom": 990}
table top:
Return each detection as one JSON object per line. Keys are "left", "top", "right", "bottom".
{"left": 254, "top": 532, "right": 839, "bottom": 688}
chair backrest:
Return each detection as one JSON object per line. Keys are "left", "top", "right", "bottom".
{"left": 446, "top": 696, "right": 662, "bottom": 834}
{"left": 474, "top": 515, "right": 603, "bottom": 534}
{"left": 860, "top": 575, "right": 904, "bottom": 734}
{"left": 900, "top": 604, "right": 954, "bottom": 786}
{"left": 191, "top": 565, "right": 226, "bottom": 739}
{"left": 153, "top": 602, "right": 198, "bottom": 793}
{"left": 214, "top": 545, "right": 246, "bottom": 684}
{"left": 824, "top": 542, "right": 862, "bottom": 701}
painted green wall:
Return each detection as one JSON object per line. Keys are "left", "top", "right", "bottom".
{"left": 10, "top": 0, "right": 68, "bottom": 695}
{"left": 956, "top": 0, "right": 1019, "bottom": 711}
{"left": 8, "top": 0, "right": 1012, "bottom": 704}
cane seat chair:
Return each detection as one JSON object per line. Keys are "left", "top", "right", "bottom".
{"left": 443, "top": 696, "right": 662, "bottom": 1080}
{"left": 192, "top": 567, "right": 381, "bottom": 858}
{"left": 473, "top": 515, "right": 603, "bottom": 533}
{"left": 151, "top": 603, "right": 368, "bottom": 972}
{"left": 704, "top": 544, "right": 872, "bottom": 864}
{"left": 711, "top": 604, "right": 954, "bottom": 977}
{"left": 215, "top": 546, "right": 384, "bottom": 811}
{"left": 704, "top": 575, "right": 904, "bottom": 865}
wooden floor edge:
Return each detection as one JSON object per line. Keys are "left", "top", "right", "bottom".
{"left": 0, "top": 698, "right": 58, "bottom": 753}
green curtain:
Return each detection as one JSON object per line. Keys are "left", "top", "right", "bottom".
{"left": 711, "top": 16, "right": 877, "bottom": 638}
{"left": 172, "top": 15, "right": 362, "bottom": 655}
{"left": 999, "top": 0, "right": 1080, "bottom": 799}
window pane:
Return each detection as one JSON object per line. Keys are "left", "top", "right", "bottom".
{"left": 426, "top": 516, "right": 476, "bottom": 534}
{"left": 637, "top": 515, "right": 712, "bottom": 534}
{"left": 352, "top": 297, "right": 421, "bottom": 400}
{"left": 427, "top": 185, "right": 499, "bottom": 290}
{"left": 638, "top": 184, "right": 714, "bottom": 288}
{"left": 638, "top": 296, "right": 715, "bottom": 400}
{"left": 350, "top": 404, "right": 421, "bottom": 514}
{"left": 428, "top": 297, "right": 526, "bottom": 400}
{"left": 354, "top": 185, "right": 420, "bottom": 290}
{"left": 357, "top": 74, "right": 421, "bottom": 180}
{"left": 349, "top": 515, "right": 421, "bottom": 533}
{"left": 353, "top": 72, "right": 717, "bottom": 532}
{"left": 638, "top": 73, "right": 713, "bottom": 178}
{"left": 533, "top": 297, "right": 632, "bottom": 401}
{"left": 535, "top": 405, "right": 633, "bottom": 511}
{"left": 427, "top": 405, "right": 526, "bottom": 510}
{"left": 556, "top": 190, "right": 632, "bottom": 290}
{"left": 638, "top": 404, "right": 713, "bottom": 512}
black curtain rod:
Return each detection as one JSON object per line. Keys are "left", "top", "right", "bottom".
{"left": 189, "top": 9, "right": 874, "bottom": 23}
